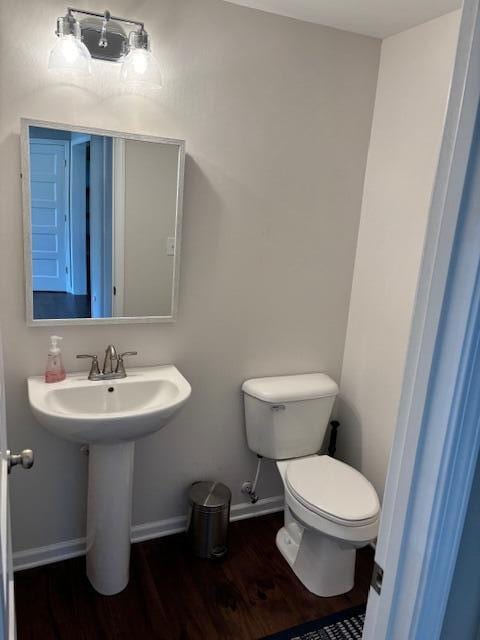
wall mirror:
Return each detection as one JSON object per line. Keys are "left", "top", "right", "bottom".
{"left": 21, "top": 119, "right": 185, "bottom": 326}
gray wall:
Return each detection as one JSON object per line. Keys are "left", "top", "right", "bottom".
{"left": 336, "top": 11, "right": 460, "bottom": 499}
{"left": 0, "top": 0, "right": 380, "bottom": 552}
{"left": 123, "top": 140, "right": 178, "bottom": 317}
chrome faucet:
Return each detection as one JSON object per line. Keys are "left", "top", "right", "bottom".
{"left": 77, "top": 345, "right": 138, "bottom": 381}
{"left": 102, "top": 344, "right": 118, "bottom": 375}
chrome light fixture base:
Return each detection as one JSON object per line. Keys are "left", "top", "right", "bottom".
{"left": 54, "top": 8, "right": 148, "bottom": 63}
{"left": 79, "top": 17, "right": 128, "bottom": 62}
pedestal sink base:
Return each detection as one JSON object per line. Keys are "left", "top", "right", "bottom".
{"left": 86, "top": 442, "right": 135, "bottom": 595}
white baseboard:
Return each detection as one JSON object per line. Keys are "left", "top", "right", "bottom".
{"left": 12, "top": 495, "right": 284, "bottom": 572}
{"left": 13, "top": 537, "right": 86, "bottom": 572}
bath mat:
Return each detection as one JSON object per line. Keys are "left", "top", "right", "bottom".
{"left": 260, "top": 604, "right": 366, "bottom": 640}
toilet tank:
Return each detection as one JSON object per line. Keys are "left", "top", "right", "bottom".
{"left": 242, "top": 373, "right": 339, "bottom": 460}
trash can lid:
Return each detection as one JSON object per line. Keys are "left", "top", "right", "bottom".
{"left": 188, "top": 481, "right": 231, "bottom": 509}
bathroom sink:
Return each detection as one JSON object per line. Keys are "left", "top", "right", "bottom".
{"left": 27, "top": 362, "right": 191, "bottom": 596}
{"left": 27, "top": 365, "right": 191, "bottom": 444}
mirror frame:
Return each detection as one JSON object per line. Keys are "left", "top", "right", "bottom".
{"left": 20, "top": 118, "right": 185, "bottom": 326}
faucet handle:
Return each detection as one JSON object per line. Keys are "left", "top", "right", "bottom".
{"left": 76, "top": 354, "right": 100, "bottom": 378}
{"left": 115, "top": 352, "right": 138, "bottom": 376}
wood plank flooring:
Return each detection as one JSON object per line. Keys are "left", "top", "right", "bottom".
{"left": 14, "top": 513, "right": 373, "bottom": 640}
{"left": 33, "top": 292, "right": 91, "bottom": 320}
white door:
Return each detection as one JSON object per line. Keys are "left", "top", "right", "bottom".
{"left": 30, "top": 139, "right": 69, "bottom": 292}
{"left": 0, "top": 335, "right": 16, "bottom": 639}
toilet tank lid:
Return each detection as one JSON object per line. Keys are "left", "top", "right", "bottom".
{"left": 242, "top": 373, "right": 339, "bottom": 403}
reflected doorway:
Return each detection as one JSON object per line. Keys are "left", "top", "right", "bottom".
{"left": 30, "top": 127, "right": 113, "bottom": 320}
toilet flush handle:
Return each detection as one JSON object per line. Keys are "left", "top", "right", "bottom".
{"left": 271, "top": 404, "right": 286, "bottom": 411}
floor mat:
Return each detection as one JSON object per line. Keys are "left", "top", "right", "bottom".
{"left": 261, "top": 604, "right": 366, "bottom": 640}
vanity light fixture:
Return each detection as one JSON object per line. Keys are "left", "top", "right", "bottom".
{"left": 49, "top": 7, "right": 162, "bottom": 89}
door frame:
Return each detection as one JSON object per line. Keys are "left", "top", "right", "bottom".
{"left": 0, "top": 333, "right": 15, "bottom": 639}
{"left": 112, "top": 138, "right": 126, "bottom": 317}
{"left": 69, "top": 137, "right": 89, "bottom": 296}
{"left": 89, "top": 136, "right": 113, "bottom": 319}
{"left": 364, "top": 0, "right": 480, "bottom": 637}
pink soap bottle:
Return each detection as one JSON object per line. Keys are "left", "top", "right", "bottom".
{"left": 45, "top": 336, "right": 66, "bottom": 383}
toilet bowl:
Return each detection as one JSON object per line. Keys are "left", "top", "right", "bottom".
{"left": 242, "top": 372, "right": 380, "bottom": 597}
{"left": 276, "top": 455, "right": 379, "bottom": 596}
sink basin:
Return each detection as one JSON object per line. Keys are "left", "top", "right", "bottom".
{"left": 27, "top": 363, "right": 191, "bottom": 596}
{"left": 28, "top": 365, "right": 191, "bottom": 444}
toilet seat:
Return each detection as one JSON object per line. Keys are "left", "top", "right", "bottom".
{"left": 285, "top": 455, "right": 380, "bottom": 527}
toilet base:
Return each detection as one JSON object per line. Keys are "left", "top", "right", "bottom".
{"left": 276, "top": 524, "right": 356, "bottom": 597}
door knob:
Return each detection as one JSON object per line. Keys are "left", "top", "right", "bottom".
{"left": 7, "top": 449, "right": 34, "bottom": 474}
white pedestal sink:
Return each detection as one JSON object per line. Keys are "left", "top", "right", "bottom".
{"left": 27, "top": 365, "right": 191, "bottom": 595}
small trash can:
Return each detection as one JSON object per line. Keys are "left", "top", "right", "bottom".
{"left": 187, "top": 481, "right": 231, "bottom": 559}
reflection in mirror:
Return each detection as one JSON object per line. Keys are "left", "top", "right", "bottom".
{"left": 23, "top": 121, "right": 184, "bottom": 324}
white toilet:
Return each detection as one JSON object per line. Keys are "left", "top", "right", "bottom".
{"left": 242, "top": 372, "right": 380, "bottom": 597}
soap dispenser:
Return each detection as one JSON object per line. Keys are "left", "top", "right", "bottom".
{"left": 45, "top": 335, "right": 66, "bottom": 383}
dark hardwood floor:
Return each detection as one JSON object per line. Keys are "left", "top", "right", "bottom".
{"left": 14, "top": 513, "right": 373, "bottom": 640}
{"left": 33, "top": 292, "right": 91, "bottom": 320}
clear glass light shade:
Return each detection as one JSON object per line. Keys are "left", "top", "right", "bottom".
{"left": 120, "top": 49, "right": 162, "bottom": 89}
{"left": 48, "top": 34, "right": 92, "bottom": 77}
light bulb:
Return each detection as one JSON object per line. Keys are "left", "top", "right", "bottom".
{"left": 48, "top": 34, "right": 92, "bottom": 77}
{"left": 120, "top": 48, "right": 162, "bottom": 89}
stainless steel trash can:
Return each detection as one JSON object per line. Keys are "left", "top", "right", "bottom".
{"left": 188, "top": 481, "right": 231, "bottom": 559}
